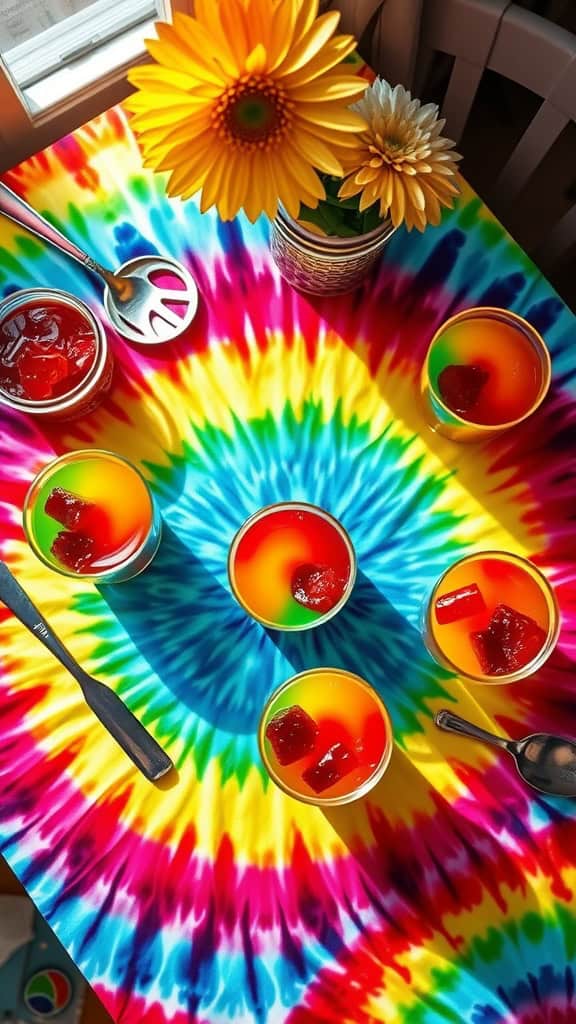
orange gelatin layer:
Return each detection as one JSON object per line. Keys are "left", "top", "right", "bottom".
{"left": 430, "top": 554, "right": 554, "bottom": 678}
{"left": 260, "top": 669, "right": 391, "bottom": 802}
{"left": 428, "top": 316, "right": 544, "bottom": 425}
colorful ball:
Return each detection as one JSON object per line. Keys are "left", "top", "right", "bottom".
{"left": 23, "top": 969, "right": 72, "bottom": 1018}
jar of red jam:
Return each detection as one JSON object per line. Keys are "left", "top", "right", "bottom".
{"left": 0, "top": 288, "right": 113, "bottom": 420}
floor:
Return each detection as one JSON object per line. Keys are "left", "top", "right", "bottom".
{"left": 0, "top": 856, "right": 112, "bottom": 1023}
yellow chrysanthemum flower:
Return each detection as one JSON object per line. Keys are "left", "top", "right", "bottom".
{"left": 126, "top": 0, "right": 368, "bottom": 222}
{"left": 338, "top": 79, "right": 462, "bottom": 232}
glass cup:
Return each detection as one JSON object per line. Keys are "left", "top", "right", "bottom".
{"left": 421, "top": 306, "right": 551, "bottom": 442}
{"left": 259, "top": 668, "right": 393, "bottom": 805}
{"left": 423, "top": 550, "right": 560, "bottom": 683}
{"left": 227, "top": 501, "right": 357, "bottom": 631}
{"left": 0, "top": 288, "right": 113, "bottom": 420}
{"left": 23, "top": 449, "right": 162, "bottom": 583}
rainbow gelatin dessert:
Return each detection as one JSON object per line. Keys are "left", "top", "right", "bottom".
{"left": 228, "top": 502, "right": 356, "bottom": 630}
{"left": 422, "top": 307, "right": 550, "bottom": 440}
{"left": 24, "top": 449, "right": 162, "bottom": 583}
{"left": 259, "top": 668, "right": 393, "bottom": 805}
{"left": 424, "top": 551, "right": 559, "bottom": 682}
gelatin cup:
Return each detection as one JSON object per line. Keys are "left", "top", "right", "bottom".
{"left": 227, "top": 501, "right": 357, "bottom": 631}
{"left": 23, "top": 450, "right": 162, "bottom": 584}
{"left": 422, "top": 551, "right": 560, "bottom": 684}
{"left": 0, "top": 288, "right": 113, "bottom": 421}
{"left": 258, "top": 668, "right": 394, "bottom": 806}
{"left": 421, "top": 307, "right": 551, "bottom": 442}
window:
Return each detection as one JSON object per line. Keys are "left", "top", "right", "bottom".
{"left": 0, "top": 0, "right": 191, "bottom": 169}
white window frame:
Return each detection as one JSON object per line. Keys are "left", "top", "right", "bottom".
{"left": 0, "top": 0, "right": 193, "bottom": 171}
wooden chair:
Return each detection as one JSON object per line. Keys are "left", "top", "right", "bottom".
{"left": 320, "top": 0, "right": 424, "bottom": 94}
{"left": 325, "top": 0, "right": 575, "bottom": 279}
{"left": 413, "top": 1, "right": 576, "bottom": 273}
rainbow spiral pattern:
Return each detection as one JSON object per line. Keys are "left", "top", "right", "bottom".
{"left": 1, "top": 103, "right": 576, "bottom": 1024}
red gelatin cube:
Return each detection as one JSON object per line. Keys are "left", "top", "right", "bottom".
{"left": 437, "top": 364, "right": 490, "bottom": 416}
{"left": 67, "top": 335, "right": 96, "bottom": 371}
{"left": 291, "top": 562, "right": 347, "bottom": 614}
{"left": 303, "top": 741, "right": 358, "bottom": 793}
{"left": 45, "top": 486, "right": 99, "bottom": 531}
{"left": 18, "top": 348, "right": 69, "bottom": 401}
{"left": 435, "top": 582, "right": 486, "bottom": 625}
{"left": 265, "top": 705, "right": 318, "bottom": 765}
{"left": 470, "top": 628, "right": 502, "bottom": 675}
{"left": 493, "top": 604, "right": 547, "bottom": 671}
{"left": 471, "top": 603, "right": 547, "bottom": 675}
{"left": 51, "top": 531, "right": 98, "bottom": 573}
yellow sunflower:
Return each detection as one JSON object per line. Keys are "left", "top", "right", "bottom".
{"left": 126, "top": 0, "right": 368, "bottom": 222}
{"left": 338, "top": 78, "right": 462, "bottom": 231}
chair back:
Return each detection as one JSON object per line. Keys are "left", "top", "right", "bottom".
{"left": 178, "top": 0, "right": 576, "bottom": 277}
{"left": 416, "top": 1, "right": 576, "bottom": 270}
{"left": 321, "top": 0, "right": 424, "bottom": 91}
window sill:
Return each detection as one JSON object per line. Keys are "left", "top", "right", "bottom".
{"left": 25, "top": 18, "right": 156, "bottom": 118}
{"left": 0, "top": 0, "right": 191, "bottom": 172}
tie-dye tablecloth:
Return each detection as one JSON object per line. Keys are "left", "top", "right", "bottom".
{"left": 1, "top": 102, "right": 575, "bottom": 1024}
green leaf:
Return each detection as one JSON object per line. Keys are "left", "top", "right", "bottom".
{"left": 324, "top": 191, "right": 360, "bottom": 210}
{"left": 323, "top": 175, "right": 344, "bottom": 199}
{"left": 299, "top": 191, "right": 385, "bottom": 238}
{"left": 299, "top": 203, "right": 336, "bottom": 234}
{"left": 361, "top": 202, "right": 383, "bottom": 233}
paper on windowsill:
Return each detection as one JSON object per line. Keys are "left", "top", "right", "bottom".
{"left": 0, "top": 0, "right": 93, "bottom": 51}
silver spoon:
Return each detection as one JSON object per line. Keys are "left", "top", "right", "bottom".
{"left": 0, "top": 561, "right": 173, "bottom": 782}
{"left": 0, "top": 182, "right": 198, "bottom": 344}
{"left": 435, "top": 709, "right": 576, "bottom": 797}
